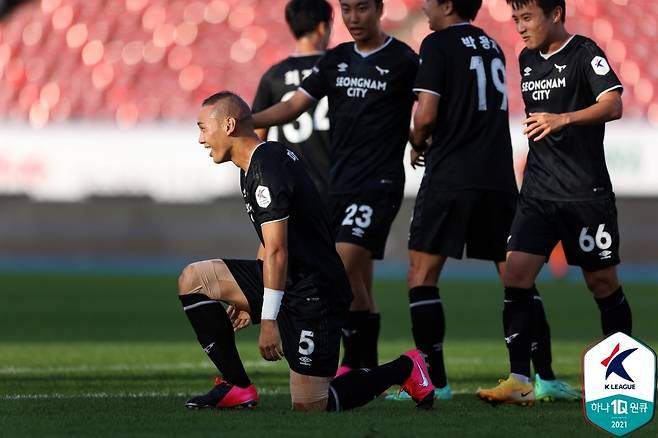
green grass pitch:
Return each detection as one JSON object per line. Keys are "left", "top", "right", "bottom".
{"left": 1, "top": 273, "right": 656, "bottom": 437}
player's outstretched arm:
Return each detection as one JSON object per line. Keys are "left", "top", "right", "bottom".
{"left": 252, "top": 91, "right": 315, "bottom": 129}
{"left": 523, "top": 90, "right": 622, "bottom": 142}
{"left": 258, "top": 219, "right": 289, "bottom": 361}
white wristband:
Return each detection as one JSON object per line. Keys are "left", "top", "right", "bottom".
{"left": 261, "top": 288, "right": 284, "bottom": 320}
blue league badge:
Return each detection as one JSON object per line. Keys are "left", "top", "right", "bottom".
{"left": 583, "top": 332, "right": 656, "bottom": 435}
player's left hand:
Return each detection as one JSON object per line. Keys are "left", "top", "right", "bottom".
{"left": 258, "top": 320, "right": 283, "bottom": 361}
{"left": 410, "top": 149, "right": 425, "bottom": 169}
{"left": 522, "top": 112, "right": 568, "bottom": 141}
{"left": 226, "top": 305, "right": 251, "bottom": 332}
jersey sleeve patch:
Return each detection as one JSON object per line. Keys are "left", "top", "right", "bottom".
{"left": 579, "top": 39, "right": 622, "bottom": 102}
{"left": 255, "top": 185, "right": 271, "bottom": 208}
{"left": 250, "top": 151, "right": 294, "bottom": 225}
{"left": 590, "top": 56, "right": 611, "bottom": 76}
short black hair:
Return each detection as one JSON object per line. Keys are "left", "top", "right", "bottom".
{"left": 506, "top": 0, "right": 566, "bottom": 22}
{"left": 338, "top": 0, "right": 383, "bottom": 11}
{"left": 285, "top": 0, "right": 333, "bottom": 39}
{"left": 438, "top": 0, "right": 482, "bottom": 22}
{"left": 202, "top": 91, "right": 251, "bottom": 121}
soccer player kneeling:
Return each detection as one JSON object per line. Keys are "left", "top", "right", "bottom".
{"left": 178, "top": 91, "right": 435, "bottom": 411}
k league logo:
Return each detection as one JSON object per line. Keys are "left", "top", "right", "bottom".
{"left": 583, "top": 332, "right": 656, "bottom": 436}
{"left": 602, "top": 343, "right": 637, "bottom": 383}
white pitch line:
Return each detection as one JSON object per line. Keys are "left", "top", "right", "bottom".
{"left": 2, "top": 388, "right": 287, "bottom": 401}
{"left": 0, "top": 356, "right": 580, "bottom": 375}
{"left": 2, "top": 388, "right": 491, "bottom": 401}
{"left": 0, "top": 360, "right": 279, "bottom": 375}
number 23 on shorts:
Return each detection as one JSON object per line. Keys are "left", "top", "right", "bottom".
{"left": 342, "top": 204, "right": 373, "bottom": 229}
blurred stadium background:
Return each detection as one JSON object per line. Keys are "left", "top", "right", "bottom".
{"left": 1, "top": 1, "right": 657, "bottom": 435}
{"left": 0, "top": 0, "right": 656, "bottom": 276}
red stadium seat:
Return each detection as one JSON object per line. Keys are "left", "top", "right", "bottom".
{"left": 0, "top": 0, "right": 655, "bottom": 126}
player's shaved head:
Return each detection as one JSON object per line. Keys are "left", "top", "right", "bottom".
{"left": 202, "top": 91, "right": 252, "bottom": 123}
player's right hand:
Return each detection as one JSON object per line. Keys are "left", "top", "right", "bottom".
{"left": 258, "top": 320, "right": 283, "bottom": 361}
{"left": 410, "top": 149, "right": 425, "bottom": 169}
{"left": 226, "top": 305, "right": 251, "bottom": 332}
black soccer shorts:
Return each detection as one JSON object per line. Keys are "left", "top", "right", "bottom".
{"left": 223, "top": 259, "right": 346, "bottom": 377}
{"left": 328, "top": 180, "right": 404, "bottom": 260}
{"left": 408, "top": 184, "right": 517, "bottom": 262}
{"left": 507, "top": 194, "right": 621, "bottom": 271}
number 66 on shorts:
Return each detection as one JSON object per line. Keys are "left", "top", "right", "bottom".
{"left": 507, "top": 194, "right": 620, "bottom": 272}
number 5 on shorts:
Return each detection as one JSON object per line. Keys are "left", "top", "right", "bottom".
{"left": 579, "top": 224, "right": 612, "bottom": 252}
{"left": 298, "top": 330, "right": 315, "bottom": 355}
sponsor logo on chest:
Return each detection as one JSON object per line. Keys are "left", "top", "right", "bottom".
{"left": 335, "top": 75, "right": 388, "bottom": 98}
{"left": 521, "top": 68, "right": 568, "bottom": 101}
{"left": 335, "top": 62, "right": 390, "bottom": 98}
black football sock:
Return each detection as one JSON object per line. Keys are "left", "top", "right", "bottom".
{"left": 340, "top": 310, "right": 370, "bottom": 369}
{"left": 360, "top": 313, "right": 381, "bottom": 369}
{"left": 327, "top": 356, "right": 413, "bottom": 411}
{"left": 179, "top": 294, "right": 251, "bottom": 388}
{"left": 595, "top": 286, "right": 632, "bottom": 336}
{"left": 409, "top": 286, "right": 446, "bottom": 388}
{"left": 503, "top": 287, "right": 533, "bottom": 378}
{"left": 530, "top": 287, "right": 556, "bottom": 380}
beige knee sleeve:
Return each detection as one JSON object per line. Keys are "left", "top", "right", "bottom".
{"left": 180, "top": 259, "right": 233, "bottom": 300}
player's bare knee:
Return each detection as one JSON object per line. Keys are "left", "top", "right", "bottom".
{"left": 407, "top": 267, "right": 426, "bottom": 288}
{"left": 350, "top": 289, "right": 370, "bottom": 310}
{"left": 407, "top": 265, "right": 438, "bottom": 288}
{"left": 178, "top": 264, "right": 199, "bottom": 295}
{"left": 585, "top": 273, "right": 618, "bottom": 298}
{"left": 502, "top": 267, "right": 533, "bottom": 289}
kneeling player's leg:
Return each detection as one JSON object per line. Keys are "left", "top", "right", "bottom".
{"left": 407, "top": 250, "right": 448, "bottom": 388}
{"left": 327, "top": 358, "right": 411, "bottom": 411}
{"left": 583, "top": 266, "right": 631, "bottom": 335}
{"left": 290, "top": 371, "right": 332, "bottom": 411}
{"left": 327, "top": 351, "right": 436, "bottom": 411}
{"left": 336, "top": 242, "right": 372, "bottom": 371}
{"left": 178, "top": 260, "right": 252, "bottom": 388}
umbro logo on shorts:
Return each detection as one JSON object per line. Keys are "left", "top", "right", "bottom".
{"left": 351, "top": 227, "right": 365, "bottom": 238}
{"left": 599, "top": 250, "right": 612, "bottom": 260}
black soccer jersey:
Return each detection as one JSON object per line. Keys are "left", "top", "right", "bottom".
{"left": 518, "top": 35, "right": 623, "bottom": 201}
{"left": 240, "top": 141, "right": 351, "bottom": 308}
{"left": 252, "top": 55, "right": 331, "bottom": 196}
{"left": 299, "top": 37, "right": 418, "bottom": 194}
{"left": 414, "top": 23, "right": 517, "bottom": 193}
